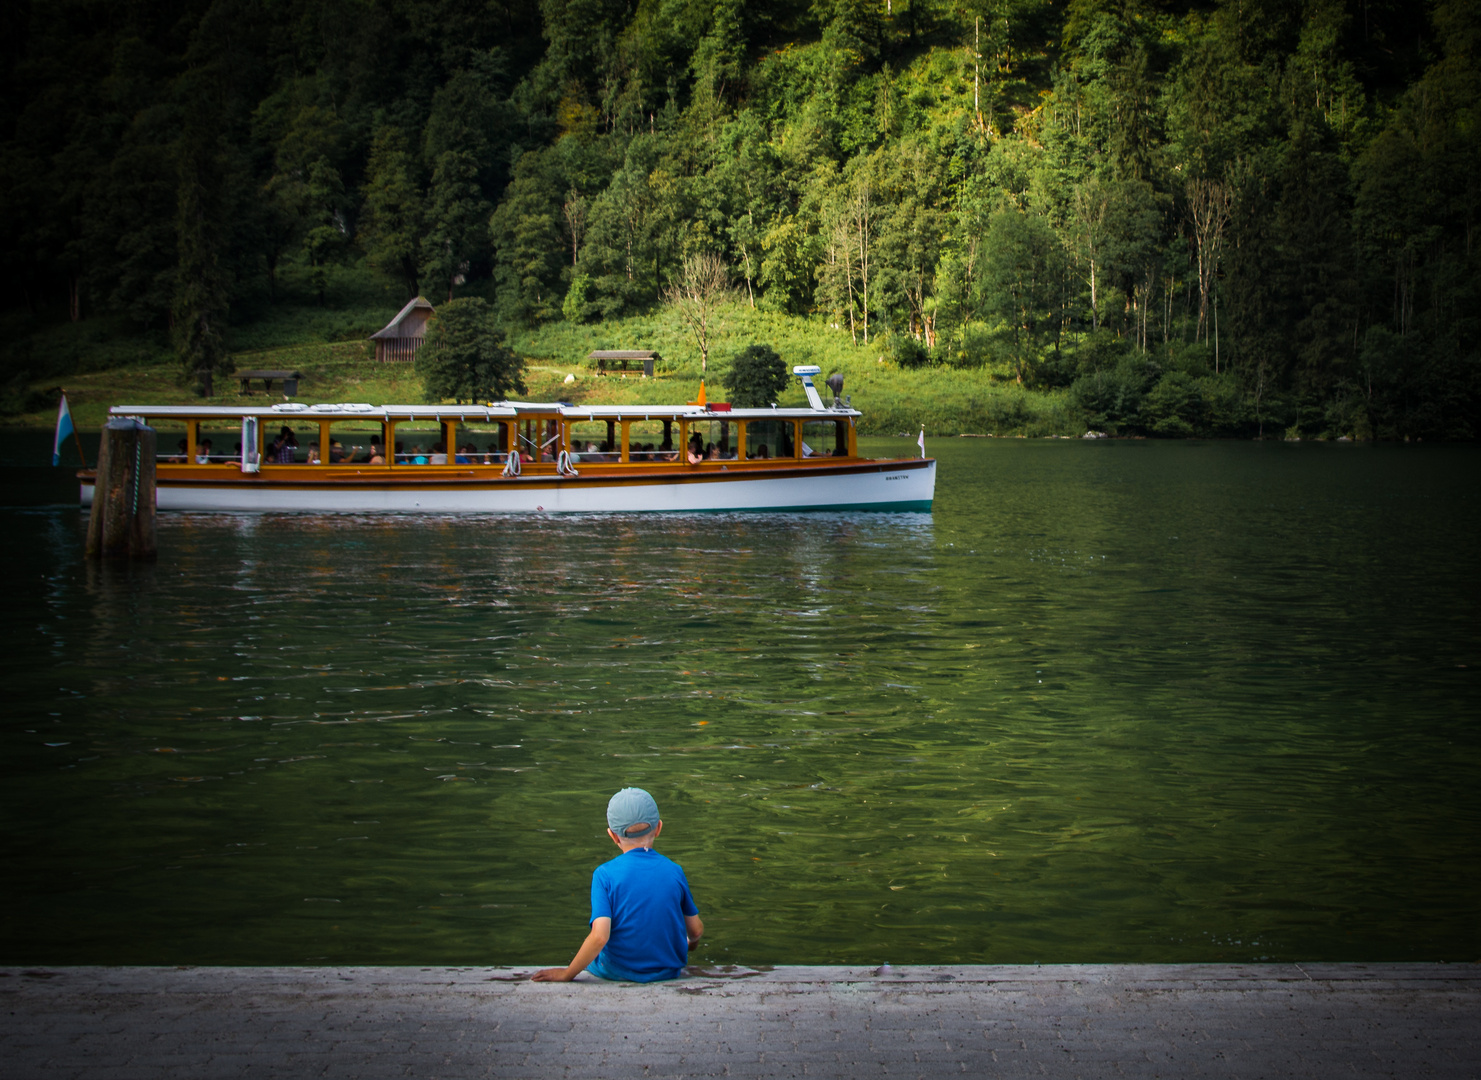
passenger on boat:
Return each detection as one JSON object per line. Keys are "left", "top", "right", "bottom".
{"left": 429, "top": 441, "right": 448, "bottom": 465}
{"left": 411, "top": 445, "right": 429, "bottom": 465}
{"left": 687, "top": 435, "right": 704, "bottom": 464}
{"left": 454, "top": 444, "right": 475, "bottom": 464}
{"left": 367, "top": 443, "right": 385, "bottom": 465}
{"left": 273, "top": 427, "right": 298, "bottom": 463}
{"left": 165, "top": 438, "right": 187, "bottom": 463}
{"left": 330, "top": 441, "right": 356, "bottom": 463}
{"left": 751, "top": 444, "right": 770, "bottom": 460}
{"left": 194, "top": 438, "right": 214, "bottom": 464}
{"left": 305, "top": 443, "right": 321, "bottom": 464}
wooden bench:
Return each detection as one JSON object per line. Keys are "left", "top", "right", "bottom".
{"left": 589, "top": 351, "right": 657, "bottom": 378}
{"left": 234, "top": 370, "right": 302, "bottom": 396}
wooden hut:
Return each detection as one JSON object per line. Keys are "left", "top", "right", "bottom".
{"left": 588, "top": 350, "right": 658, "bottom": 377}
{"left": 371, "top": 297, "right": 435, "bottom": 363}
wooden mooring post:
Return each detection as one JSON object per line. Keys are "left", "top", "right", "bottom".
{"left": 85, "top": 417, "right": 157, "bottom": 560}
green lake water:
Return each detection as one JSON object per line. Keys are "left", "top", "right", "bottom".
{"left": 2, "top": 438, "right": 1478, "bottom": 966}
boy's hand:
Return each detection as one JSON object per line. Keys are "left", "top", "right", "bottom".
{"left": 530, "top": 918, "right": 611, "bottom": 983}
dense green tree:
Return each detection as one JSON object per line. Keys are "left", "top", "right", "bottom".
{"left": 302, "top": 158, "right": 350, "bottom": 306}
{"left": 359, "top": 126, "right": 423, "bottom": 299}
{"left": 171, "top": 115, "right": 230, "bottom": 392}
{"left": 980, "top": 207, "right": 1065, "bottom": 382}
{"left": 419, "top": 297, "right": 527, "bottom": 403}
{"left": 421, "top": 150, "right": 492, "bottom": 302}
{"left": 490, "top": 149, "right": 567, "bottom": 323}
{"left": 722, "top": 343, "right": 789, "bottom": 407}
{"left": 2, "top": 0, "right": 1477, "bottom": 439}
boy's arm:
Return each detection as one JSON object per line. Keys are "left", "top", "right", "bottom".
{"left": 531, "top": 917, "right": 611, "bottom": 982}
{"left": 685, "top": 914, "right": 704, "bottom": 947}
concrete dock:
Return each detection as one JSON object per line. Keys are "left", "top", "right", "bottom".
{"left": 3, "top": 963, "right": 1478, "bottom": 1078}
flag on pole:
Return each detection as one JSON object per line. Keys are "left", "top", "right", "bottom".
{"left": 53, "top": 393, "right": 75, "bottom": 466}
{"left": 917, "top": 427, "right": 926, "bottom": 459}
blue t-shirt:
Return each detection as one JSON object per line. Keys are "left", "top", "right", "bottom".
{"left": 587, "top": 847, "right": 698, "bottom": 983}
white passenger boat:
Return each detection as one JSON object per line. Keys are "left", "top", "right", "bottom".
{"left": 80, "top": 368, "right": 934, "bottom": 514}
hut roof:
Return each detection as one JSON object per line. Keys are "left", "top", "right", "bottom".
{"left": 370, "top": 297, "right": 435, "bottom": 341}
{"left": 587, "top": 350, "right": 658, "bottom": 360}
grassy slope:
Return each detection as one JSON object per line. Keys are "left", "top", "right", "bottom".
{"left": 512, "top": 305, "right": 1079, "bottom": 436}
{"left": 8, "top": 263, "right": 1081, "bottom": 436}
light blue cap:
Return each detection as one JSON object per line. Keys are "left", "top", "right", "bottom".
{"left": 607, "top": 787, "right": 660, "bottom": 839}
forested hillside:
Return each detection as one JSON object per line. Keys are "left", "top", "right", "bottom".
{"left": 3, "top": 1, "right": 1477, "bottom": 438}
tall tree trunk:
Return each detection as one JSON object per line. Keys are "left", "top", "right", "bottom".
{"left": 1188, "top": 179, "right": 1233, "bottom": 343}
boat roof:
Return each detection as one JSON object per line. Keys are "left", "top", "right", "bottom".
{"left": 108, "top": 402, "right": 862, "bottom": 421}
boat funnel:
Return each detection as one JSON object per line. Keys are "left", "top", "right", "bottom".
{"left": 793, "top": 365, "right": 825, "bottom": 410}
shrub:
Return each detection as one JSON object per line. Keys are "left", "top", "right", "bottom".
{"left": 1143, "top": 371, "right": 1204, "bottom": 437}
{"left": 889, "top": 334, "right": 932, "bottom": 370}
{"left": 1070, "top": 356, "right": 1153, "bottom": 433}
{"left": 1198, "top": 372, "right": 1252, "bottom": 436}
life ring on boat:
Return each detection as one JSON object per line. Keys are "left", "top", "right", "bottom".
{"left": 501, "top": 451, "right": 521, "bottom": 477}
{"left": 557, "top": 449, "right": 579, "bottom": 477}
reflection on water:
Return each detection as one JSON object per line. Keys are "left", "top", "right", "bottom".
{"left": 1, "top": 439, "right": 1478, "bottom": 965}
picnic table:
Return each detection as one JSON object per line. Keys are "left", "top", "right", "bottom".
{"left": 234, "top": 370, "right": 302, "bottom": 396}
{"left": 588, "top": 351, "right": 656, "bottom": 377}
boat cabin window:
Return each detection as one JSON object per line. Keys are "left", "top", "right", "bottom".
{"left": 623, "top": 419, "right": 680, "bottom": 462}
{"left": 195, "top": 420, "right": 240, "bottom": 463}
{"left": 566, "top": 420, "right": 619, "bottom": 462}
{"left": 801, "top": 419, "right": 850, "bottom": 458}
{"left": 437, "top": 420, "right": 510, "bottom": 464}
{"left": 743, "top": 419, "right": 794, "bottom": 460}
{"left": 154, "top": 426, "right": 189, "bottom": 463}
{"left": 392, "top": 422, "right": 441, "bottom": 464}
{"left": 299, "top": 420, "right": 384, "bottom": 465}
{"left": 687, "top": 419, "right": 737, "bottom": 462}
{"left": 383, "top": 420, "right": 514, "bottom": 464}
{"left": 459, "top": 421, "right": 512, "bottom": 463}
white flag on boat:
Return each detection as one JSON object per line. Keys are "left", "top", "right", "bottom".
{"left": 917, "top": 427, "right": 925, "bottom": 459}
{"left": 52, "top": 393, "right": 74, "bottom": 466}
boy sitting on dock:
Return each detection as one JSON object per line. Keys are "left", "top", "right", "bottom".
{"left": 532, "top": 787, "right": 703, "bottom": 983}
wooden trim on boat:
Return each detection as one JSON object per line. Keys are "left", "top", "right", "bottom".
{"left": 78, "top": 456, "right": 932, "bottom": 491}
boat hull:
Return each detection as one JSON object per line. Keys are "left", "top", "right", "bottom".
{"left": 79, "top": 458, "right": 935, "bottom": 514}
